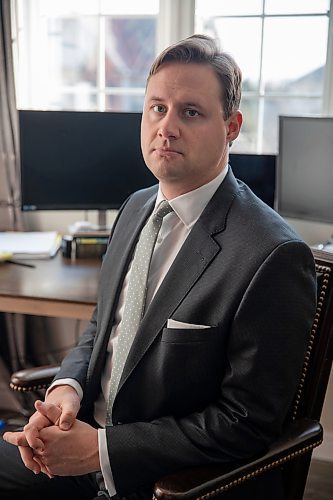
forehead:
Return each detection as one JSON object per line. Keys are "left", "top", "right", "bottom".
{"left": 146, "top": 62, "right": 222, "bottom": 104}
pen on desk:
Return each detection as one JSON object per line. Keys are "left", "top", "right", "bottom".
{"left": 6, "top": 259, "right": 36, "bottom": 269}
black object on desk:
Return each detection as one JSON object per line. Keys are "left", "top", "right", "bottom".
{"left": 6, "top": 259, "right": 36, "bottom": 269}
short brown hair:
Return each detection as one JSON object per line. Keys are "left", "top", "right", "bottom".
{"left": 147, "top": 34, "right": 242, "bottom": 119}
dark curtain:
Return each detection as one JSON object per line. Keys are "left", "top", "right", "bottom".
{"left": 0, "top": 0, "right": 28, "bottom": 417}
{"left": 0, "top": 0, "right": 22, "bottom": 229}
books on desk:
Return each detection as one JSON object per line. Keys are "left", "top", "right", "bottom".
{"left": 65, "top": 228, "right": 110, "bottom": 259}
{"left": 0, "top": 231, "right": 61, "bottom": 259}
{"left": 62, "top": 231, "right": 109, "bottom": 259}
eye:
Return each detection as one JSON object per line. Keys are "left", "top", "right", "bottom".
{"left": 184, "top": 109, "right": 199, "bottom": 118}
{"left": 153, "top": 104, "right": 166, "bottom": 113}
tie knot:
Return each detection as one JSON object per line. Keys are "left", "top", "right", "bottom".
{"left": 154, "top": 200, "right": 173, "bottom": 220}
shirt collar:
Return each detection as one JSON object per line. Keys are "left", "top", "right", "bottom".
{"left": 155, "top": 165, "right": 229, "bottom": 229}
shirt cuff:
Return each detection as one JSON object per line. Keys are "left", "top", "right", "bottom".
{"left": 98, "top": 428, "right": 117, "bottom": 497}
{"left": 46, "top": 378, "right": 83, "bottom": 401}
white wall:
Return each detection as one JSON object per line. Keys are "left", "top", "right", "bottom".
{"left": 22, "top": 209, "right": 118, "bottom": 234}
{"left": 286, "top": 217, "right": 333, "bottom": 247}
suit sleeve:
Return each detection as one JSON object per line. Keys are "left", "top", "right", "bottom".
{"left": 106, "top": 240, "right": 317, "bottom": 495}
{"left": 53, "top": 194, "right": 133, "bottom": 388}
{"left": 53, "top": 307, "right": 98, "bottom": 388}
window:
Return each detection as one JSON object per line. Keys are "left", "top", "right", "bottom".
{"left": 14, "top": 0, "right": 159, "bottom": 111}
{"left": 195, "top": 0, "right": 331, "bottom": 153}
{"left": 12, "top": 1, "right": 332, "bottom": 153}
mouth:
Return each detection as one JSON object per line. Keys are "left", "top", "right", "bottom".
{"left": 153, "top": 147, "right": 182, "bottom": 158}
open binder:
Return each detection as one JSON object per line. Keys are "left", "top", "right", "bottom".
{"left": 0, "top": 231, "right": 61, "bottom": 259}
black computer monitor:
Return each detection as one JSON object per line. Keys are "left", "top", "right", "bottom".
{"left": 229, "top": 153, "right": 276, "bottom": 208}
{"left": 19, "top": 110, "right": 276, "bottom": 219}
{"left": 19, "top": 110, "right": 157, "bottom": 215}
{"left": 276, "top": 116, "right": 333, "bottom": 224}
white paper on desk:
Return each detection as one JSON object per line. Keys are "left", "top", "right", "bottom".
{"left": 0, "top": 231, "right": 61, "bottom": 259}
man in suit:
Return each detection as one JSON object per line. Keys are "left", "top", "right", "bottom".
{"left": 1, "top": 34, "right": 316, "bottom": 500}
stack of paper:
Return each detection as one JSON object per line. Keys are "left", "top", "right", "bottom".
{"left": 0, "top": 231, "right": 61, "bottom": 259}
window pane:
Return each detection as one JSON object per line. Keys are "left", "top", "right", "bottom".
{"left": 196, "top": 0, "right": 263, "bottom": 17}
{"left": 38, "top": 0, "right": 160, "bottom": 15}
{"left": 262, "top": 17, "right": 328, "bottom": 94}
{"left": 105, "top": 17, "right": 156, "bottom": 89}
{"left": 265, "top": 0, "right": 329, "bottom": 15}
{"left": 39, "top": 0, "right": 100, "bottom": 15}
{"left": 101, "top": 0, "right": 159, "bottom": 15}
{"left": 105, "top": 94, "right": 144, "bottom": 113}
{"left": 233, "top": 98, "right": 259, "bottom": 153}
{"left": 47, "top": 17, "right": 98, "bottom": 87}
{"left": 262, "top": 97, "right": 322, "bottom": 153}
{"left": 202, "top": 18, "right": 262, "bottom": 91}
{"left": 50, "top": 92, "right": 98, "bottom": 110}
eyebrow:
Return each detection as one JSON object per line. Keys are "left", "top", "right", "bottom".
{"left": 148, "top": 96, "right": 205, "bottom": 109}
{"left": 149, "top": 96, "right": 164, "bottom": 102}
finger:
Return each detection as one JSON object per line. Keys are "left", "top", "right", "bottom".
{"left": 3, "top": 431, "right": 29, "bottom": 447}
{"left": 59, "top": 408, "right": 76, "bottom": 430}
{"left": 32, "top": 448, "right": 55, "bottom": 479}
{"left": 19, "top": 446, "right": 41, "bottom": 474}
{"left": 28, "top": 411, "right": 53, "bottom": 429}
{"left": 24, "top": 402, "right": 62, "bottom": 450}
{"left": 25, "top": 412, "right": 51, "bottom": 447}
{"left": 35, "top": 400, "right": 62, "bottom": 425}
{"left": 23, "top": 423, "right": 46, "bottom": 451}
{"left": 24, "top": 427, "right": 44, "bottom": 451}
{"left": 33, "top": 456, "right": 54, "bottom": 479}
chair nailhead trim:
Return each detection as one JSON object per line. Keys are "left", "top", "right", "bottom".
{"left": 152, "top": 439, "right": 322, "bottom": 500}
{"left": 291, "top": 264, "right": 331, "bottom": 420}
{"left": 196, "top": 439, "right": 323, "bottom": 500}
{"left": 9, "top": 383, "right": 48, "bottom": 392}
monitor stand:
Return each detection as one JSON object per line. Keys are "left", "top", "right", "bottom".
{"left": 97, "top": 209, "right": 107, "bottom": 230}
{"left": 69, "top": 210, "right": 109, "bottom": 235}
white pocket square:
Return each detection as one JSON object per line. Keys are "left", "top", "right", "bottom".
{"left": 167, "top": 319, "right": 211, "bottom": 329}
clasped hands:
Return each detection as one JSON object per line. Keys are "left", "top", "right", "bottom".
{"left": 2, "top": 385, "right": 100, "bottom": 478}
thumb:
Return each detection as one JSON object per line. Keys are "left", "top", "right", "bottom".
{"left": 34, "top": 400, "right": 62, "bottom": 425}
{"left": 58, "top": 403, "right": 78, "bottom": 430}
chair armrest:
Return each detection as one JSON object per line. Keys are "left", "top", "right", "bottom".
{"left": 153, "top": 418, "right": 323, "bottom": 499}
{"left": 10, "top": 364, "right": 61, "bottom": 392}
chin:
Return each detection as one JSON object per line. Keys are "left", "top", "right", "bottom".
{"left": 155, "top": 170, "right": 183, "bottom": 186}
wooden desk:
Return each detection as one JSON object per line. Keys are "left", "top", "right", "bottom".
{"left": 0, "top": 253, "right": 100, "bottom": 320}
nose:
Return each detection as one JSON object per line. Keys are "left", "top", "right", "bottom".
{"left": 158, "top": 111, "right": 180, "bottom": 140}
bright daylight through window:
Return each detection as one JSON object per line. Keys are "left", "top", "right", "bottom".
{"left": 12, "top": 0, "right": 332, "bottom": 153}
{"left": 14, "top": 0, "right": 158, "bottom": 112}
{"left": 195, "top": 0, "right": 331, "bottom": 153}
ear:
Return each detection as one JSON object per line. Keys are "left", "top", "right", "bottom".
{"left": 226, "top": 110, "right": 243, "bottom": 145}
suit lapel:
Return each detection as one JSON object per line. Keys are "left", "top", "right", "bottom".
{"left": 118, "top": 168, "right": 240, "bottom": 391}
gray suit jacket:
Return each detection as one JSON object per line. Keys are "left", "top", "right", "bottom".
{"left": 55, "top": 168, "right": 316, "bottom": 496}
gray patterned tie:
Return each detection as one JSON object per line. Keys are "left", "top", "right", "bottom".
{"left": 106, "top": 200, "right": 173, "bottom": 423}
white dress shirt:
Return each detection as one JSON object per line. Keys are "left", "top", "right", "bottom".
{"left": 49, "top": 165, "right": 228, "bottom": 495}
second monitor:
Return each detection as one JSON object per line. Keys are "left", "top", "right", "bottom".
{"left": 229, "top": 153, "right": 276, "bottom": 208}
